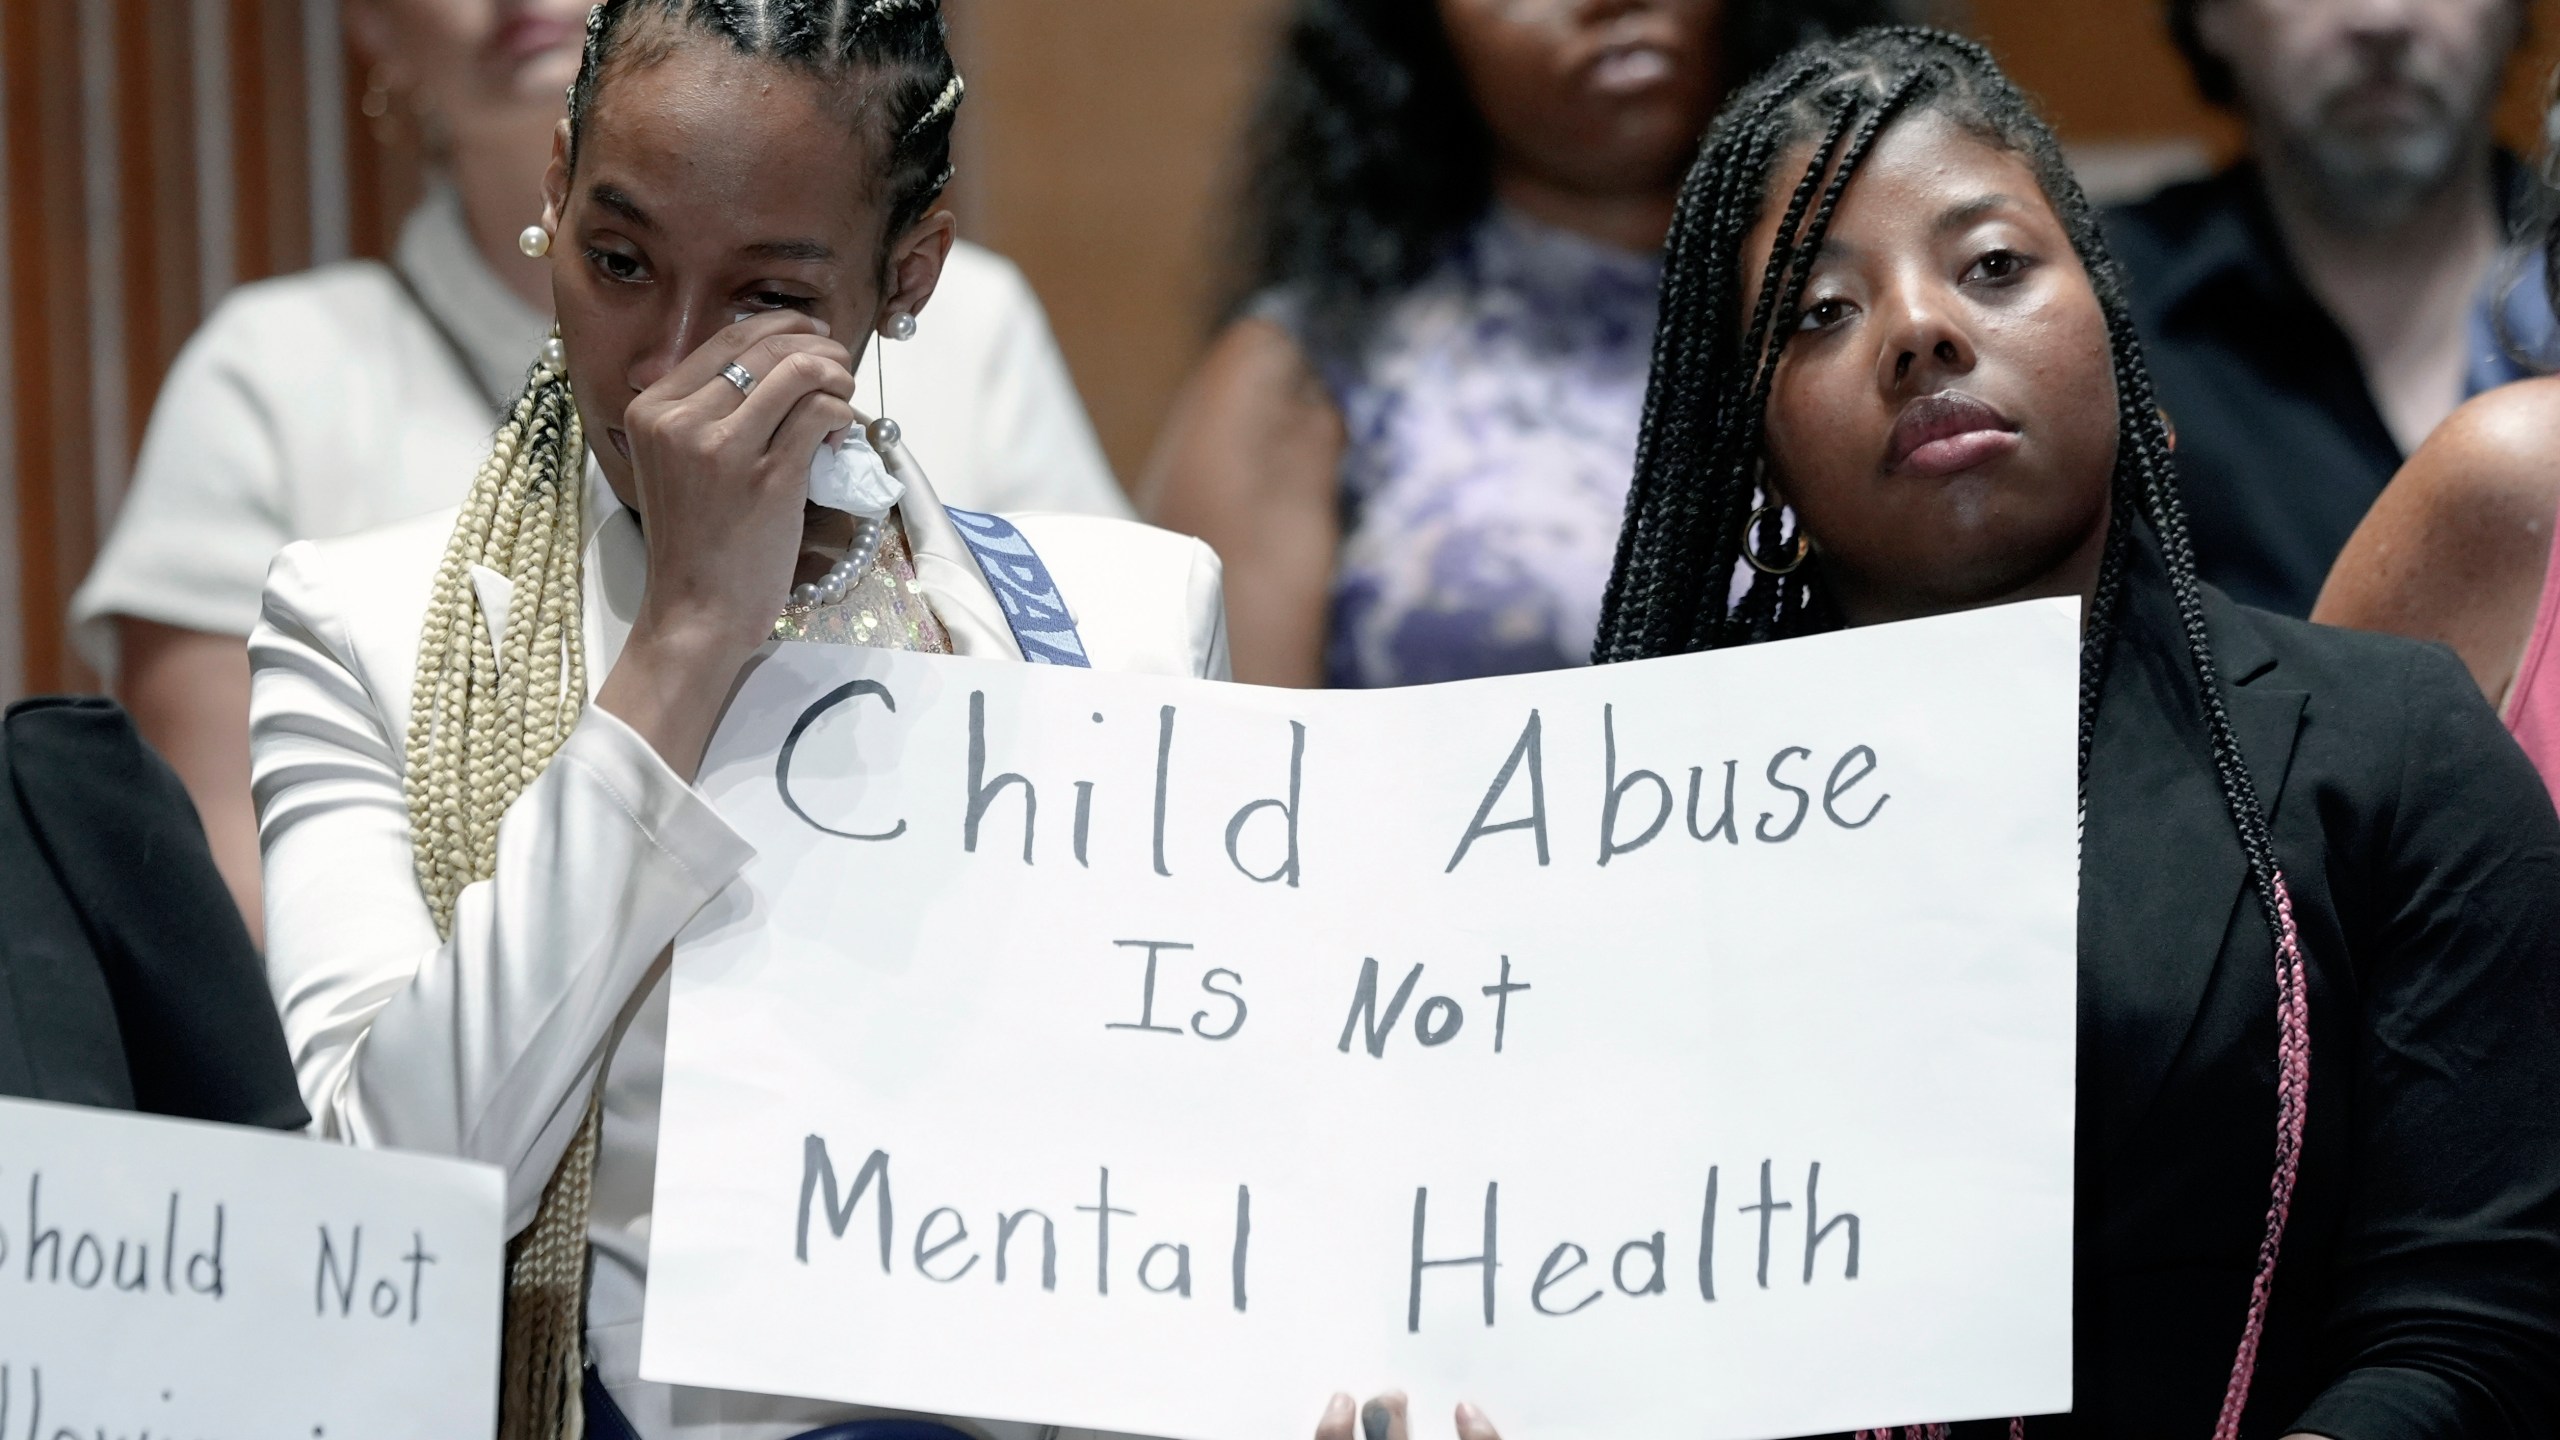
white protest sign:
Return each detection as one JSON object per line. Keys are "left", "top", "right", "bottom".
{"left": 645, "top": 600, "right": 2081, "bottom": 1440}
{"left": 0, "top": 1096, "right": 502, "bottom": 1439}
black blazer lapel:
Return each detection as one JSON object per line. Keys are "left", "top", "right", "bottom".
{"left": 2081, "top": 543, "right": 2305, "bottom": 1147}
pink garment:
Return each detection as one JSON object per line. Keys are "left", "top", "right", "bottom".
{"left": 2505, "top": 513, "right": 2560, "bottom": 799}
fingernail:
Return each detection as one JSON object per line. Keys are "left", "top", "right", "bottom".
{"left": 1323, "top": 1394, "right": 1353, "bottom": 1425}
{"left": 813, "top": 319, "right": 832, "bottom": 336}
{"left": 1361, "top": 1398, "right": 1392, "bottom": 1440}
{"left": 1455, "top": 1403, "right": 1482, "bottom": 1425}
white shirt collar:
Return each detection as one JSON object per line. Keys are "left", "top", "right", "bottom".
{"left": 395, "top": 183, "right": 552, "bottom": 406}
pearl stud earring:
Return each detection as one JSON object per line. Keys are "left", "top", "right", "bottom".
{"left": 885, "top": 311, "right": 917, "bottom": 342}
{"left": 517, "top": 224, "right": 552, "bottom": 258}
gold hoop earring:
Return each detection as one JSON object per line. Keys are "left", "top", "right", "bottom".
{"left": 1741, "top": 502, "right": 1809, "bottom": 577}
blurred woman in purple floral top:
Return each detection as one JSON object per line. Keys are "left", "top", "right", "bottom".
{"left": 1144, "top": 0, "right": 1898, "bottom": 687}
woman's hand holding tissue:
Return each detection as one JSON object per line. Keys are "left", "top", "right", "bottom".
{"left": 807, "top": 423, "right": 905, "bottom": 519}
{"left": 594, "top": 310, "right": 856, "bottom": 779}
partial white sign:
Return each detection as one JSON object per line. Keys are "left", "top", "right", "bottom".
{"left": 646, "top": 601, "right": 2083, "bottom": 1440}
{"left": 0, "top": 1097, "right": 503, "bottom": 1439}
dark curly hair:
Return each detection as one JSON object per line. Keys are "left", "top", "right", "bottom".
{"left": 1231, "top": 0, "right": 1907, "bottom": 351}
{"left": 1597, "top": 27, "right": 2313, "bottom": 1433}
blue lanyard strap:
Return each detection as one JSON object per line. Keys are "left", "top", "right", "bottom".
{"left": 942, "top": 507, "right": 1094, "bottom": 669}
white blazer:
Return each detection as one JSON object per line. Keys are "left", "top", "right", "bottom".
{"left": 250, "top": 454, "right": 1226, "bottom": 1440}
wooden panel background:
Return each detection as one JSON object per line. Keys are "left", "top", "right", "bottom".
{"left": 948, "top": 0, "right": 1290, "bottom": 505}
{"left": 4, "top": 0, "right": 2557, "bottom": 703}
{"left": 2, "top": 0, "right": 421, "bottom": 701}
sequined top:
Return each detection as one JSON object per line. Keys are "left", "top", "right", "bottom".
{"left": 771, "top": 513, "right": 951, "bottom": 654}
{"left": 1259, "top": 206, "right": 1663, "bottom": 688}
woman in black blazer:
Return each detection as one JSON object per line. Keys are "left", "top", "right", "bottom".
{"left": 1582, "top": 27, "right": 2560, "bottom": 1440}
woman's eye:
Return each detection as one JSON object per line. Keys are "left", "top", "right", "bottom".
{"left": 1796, "top": 297, "right": 1853, "bottom": 332}
{"left": 585, "top": 248, "right": 645, "bottom": 284}
{"left": 1969, "top": 249, "right": 2030, "bottom": 282}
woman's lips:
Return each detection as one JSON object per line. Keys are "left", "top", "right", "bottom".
{"left": 1588, "top": 44, "right": 1676, "bottom": 96}
{"left": 607, "top": 428, "right": 630, "bottom": 460}
{"left": 1900, "top": 428, "right": 2022, "bottom": 477}
{"left": 1886, "top": 392, "right": 2021, "bottom": 477}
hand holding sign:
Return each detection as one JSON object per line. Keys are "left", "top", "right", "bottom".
{"left": 1314, "top": 1392, "right": 1504, "bottom": 1440}
{"left": 646, "top": 599, "right": 2083, "bottom": 1440}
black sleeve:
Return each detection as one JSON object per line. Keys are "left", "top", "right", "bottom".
{"left": 2291, "top": 643, "right": 2560, "bottom": 1437}
{"left": 4, "top": 697, "right": 308, "bottom": 1130}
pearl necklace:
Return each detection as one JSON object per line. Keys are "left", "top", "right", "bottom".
{"left": 784, "top": 416, "right": 904, "bottom": 615}
{"left": 789, "top": 512, "right": 888, "bottom": 612}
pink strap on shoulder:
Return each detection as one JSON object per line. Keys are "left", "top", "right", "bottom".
{"left": 2502, "top": 507, "right": 2560, "bottom": 800}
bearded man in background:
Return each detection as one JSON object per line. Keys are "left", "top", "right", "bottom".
{"left": 2108, "top": 0, "right": 2531, "bottom": 616}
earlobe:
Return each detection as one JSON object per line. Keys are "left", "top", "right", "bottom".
{"left": 881, "top": 208, "right": 959, "bottom": 329}
{"left": 541, "top": 120, "right": 572, "bottom": 226}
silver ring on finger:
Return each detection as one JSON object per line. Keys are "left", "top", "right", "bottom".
{"left": 720, "top": 361, "right": 757, "bottom": 397}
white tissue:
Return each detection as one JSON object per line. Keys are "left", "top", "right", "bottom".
{"left": 807, "top": 428, "right": 905, "bottom": 519}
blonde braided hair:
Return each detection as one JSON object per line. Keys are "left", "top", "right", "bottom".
{"left": 403, "top": 343, "right": 599, "bottom": 1440}
{"left": 414, "top": 2, "right": 972, "bottom": 1433}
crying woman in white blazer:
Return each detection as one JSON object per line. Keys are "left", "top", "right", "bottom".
{"left": 247, "top": 6, "right": 1234, "bottom": 1440}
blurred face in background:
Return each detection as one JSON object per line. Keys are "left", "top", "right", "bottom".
{"left": 345, "top": 0, "right": 590, "bottom": 161}
{"left": 1436, "top": 0, "right": 1726, "bottom": 201}
{"left": 2197, "top": 0, "right": 2522, "bottom": 226}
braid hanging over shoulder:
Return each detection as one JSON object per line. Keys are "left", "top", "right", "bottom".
{"left": 407, "top": 354, "right": 590, "bottom": 938}
{"left": 1594, "top": 28, "right": 2312, "bottom": 1439}
{"left": 406, "top": 339, "right": 596, "bottom": 1440}
{"left": 405, "top": 3, "right": 970, "bottom": 1436}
